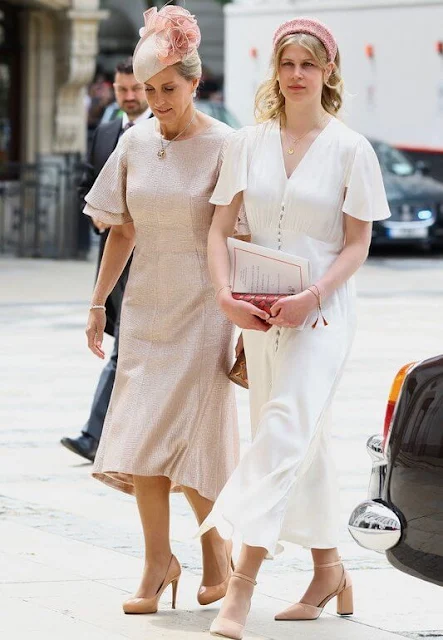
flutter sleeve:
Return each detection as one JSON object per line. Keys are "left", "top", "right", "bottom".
{"left": 212, "top": 129, "right": 250, "bottom": 236}
{"left": 343, "top": 136, "right": 391, "bottom": 222}
{"left": 210, "top": 129, "right": 248, "bottom": 206}
{"left": 83, "top": 132, "right": 133, "bottom": 225}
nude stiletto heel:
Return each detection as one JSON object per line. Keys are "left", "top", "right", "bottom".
{"left": 171, "top": 575, "right": 179, "bottom": 609}
{"left": 198, "top": 540, "right": 234, "bottom": 606}
{"left": 274, "top": 559, "right": 353, "bottom": 621}
{"left": 209, "top": 572, "right": 257, "bottom": 640}
{"left": 122, "top": 554, "right": 181, "bottom": 614}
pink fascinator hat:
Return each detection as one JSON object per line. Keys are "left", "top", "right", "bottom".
{"left": 133, "top": 4, "right": 201, "bottom": 83}
{"left": 273, "top": 16, "right": 337, "bottom": 62}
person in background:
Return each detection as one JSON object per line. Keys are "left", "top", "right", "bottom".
{"left": 86, "top": 73, "right": 114, "bottom": 144}
{"left": 61, "top": 57, "right": 151, "bottom": 462}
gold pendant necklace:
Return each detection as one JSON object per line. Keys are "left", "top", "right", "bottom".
{"left": 283, "top": 113, "right": 329, "bottom": 156}
{"left": 157, "top": 112, "right": 197, "bottom": 159}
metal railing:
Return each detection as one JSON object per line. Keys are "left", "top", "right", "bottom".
{"left": 0, "top": 153, "right": 87, "bottom": 259}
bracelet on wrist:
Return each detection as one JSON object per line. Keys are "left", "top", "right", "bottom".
{"left": 215, "top": 284, "right": 232, "bottom": 299}
{"left": 306, "top": 285, "right": 328, "bottom": 329}
{"left": 90, "top": 304, "right": 106, "bottom": 311}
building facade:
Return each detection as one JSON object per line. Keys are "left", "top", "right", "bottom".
{"left": 225, "top": 0, "right": 443, "bottom": 154}
{"left": 1, "top": 0, "right": 105, "bottom": 164}
{"left": 0, "top": 0, "right": 106, "bottom": 258}
{"left": 0, "top": 0, "right": 224, "bottom": 169}
{"left": 0, "top": 0, "right": 225, "bottom": 258}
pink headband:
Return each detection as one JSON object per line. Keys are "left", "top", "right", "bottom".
{"left": 133, "top": 5, "right": 201, "bottom": 83}
{"left": 273, "top": 17, "right": 337, "bottom": 62}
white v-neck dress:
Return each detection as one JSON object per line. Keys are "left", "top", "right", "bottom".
{"left": 200, "top": 117, "right": 390, "bottom": 554}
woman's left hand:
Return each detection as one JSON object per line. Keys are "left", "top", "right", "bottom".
{"left": 268, "top": 290, "right": 317, "bottom": 328}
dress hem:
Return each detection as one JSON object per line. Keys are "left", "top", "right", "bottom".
{"left": 92, "top": 469, "right": 219, "bottom": 502}
{"left": 197, "top": 518, "right": 338, "bottom": 557}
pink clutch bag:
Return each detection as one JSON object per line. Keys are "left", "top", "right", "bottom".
{"left": 228, "top": 293, "right": 291, "bottom": 389}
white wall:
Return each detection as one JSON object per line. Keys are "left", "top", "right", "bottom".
{"left": 225, "top": 1, "right": 443, "bottom": 148}
{"left": 187, "top": 0, "right": 224, "bottom": 76}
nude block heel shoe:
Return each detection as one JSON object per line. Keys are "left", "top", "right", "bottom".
{"left": 336, "top": 580, "right": 354, "bottom": 616}
{"left": 198, "top": 540, "right": 234, "bottom": 606}
{"left": 209, "top": 572, "right": 257, "bottom": 640}
{"left": 274, "top": 559, "right": 353, "bottom": 621}
{"left": 122, "top": 554, "right": 181, "bottom": 614}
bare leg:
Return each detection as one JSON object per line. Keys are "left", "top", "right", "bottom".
{"left": 132, "top": 475, "right": 173, "bottom": 598}
{"left": 215, "top": 543, "right": 266, "bottom": 625}
{"left": 183, "top": 486, "right": 231, "bottom": 586}
{"left": 299, "top": 547, "right": 343, "bottom": 605}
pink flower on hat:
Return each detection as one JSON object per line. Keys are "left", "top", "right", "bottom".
{"left": 139, "top": 5, "right": 201, "bottom": 66}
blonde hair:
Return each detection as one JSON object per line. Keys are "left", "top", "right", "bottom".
{"left": 174, "top": 50, "right": 202, "bottom": 81}
{"left": 255, "top": 33, "right": 344, "bottom": 123}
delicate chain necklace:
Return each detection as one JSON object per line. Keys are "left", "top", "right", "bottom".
{"left": 282, "top": 113, "right": 329, "bottom": 156}
{"left": 157, "top": 111, "right": 197, "bottom": 159}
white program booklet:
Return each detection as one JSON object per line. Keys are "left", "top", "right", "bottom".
{"left": 227, "top": 237, "right": 311, "bottom": 294}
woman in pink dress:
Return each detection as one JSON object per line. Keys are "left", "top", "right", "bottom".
{"left": 84, "top": 6, "right": 253, "bottom": 615}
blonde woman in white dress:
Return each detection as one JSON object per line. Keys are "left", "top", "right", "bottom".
{"left": 199, "top": 17, "right": 390, "bottom": 640}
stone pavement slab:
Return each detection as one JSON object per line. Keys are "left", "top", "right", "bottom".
{"left": 1, "top": 256, "right": 443, "bottom": 639}
{"left": 1, "top": 598, "right": 131, "bottom": 640}
{"left": 0, "top": 520, "right": 409, "bottom": 640}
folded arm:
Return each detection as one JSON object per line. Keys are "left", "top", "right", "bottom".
{"left": 269, "top": 213, "right": 372, "bottom": 327}
{"left": 208, "top": 197, "right": 270, "bottom": 332}
{"left": 318, "top": 215, "right": 372, "bottom": 298}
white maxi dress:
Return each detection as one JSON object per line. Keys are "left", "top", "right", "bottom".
{"left": 200, "top": 117, "right": 391, "bottom": 555}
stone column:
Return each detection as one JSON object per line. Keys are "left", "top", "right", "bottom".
{"left": 54, "top": 0, "right": 108, "bottom": 154}
{"left": 23, "top": 9, "right": 57, "bottom": 162}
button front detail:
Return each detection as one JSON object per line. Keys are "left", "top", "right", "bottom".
{"left": 278, "top": 203, "right": 285, "bottom": 251}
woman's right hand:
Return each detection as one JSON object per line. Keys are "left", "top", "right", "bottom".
{"left": 218, "top": 290, "right": 270, "bottom": 332}
{"left": 86, "top": 309, "right": 106, "bottom": 359}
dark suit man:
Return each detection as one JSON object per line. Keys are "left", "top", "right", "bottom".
{"left": 61, "top": 58, "right": 151, "bottom": 462}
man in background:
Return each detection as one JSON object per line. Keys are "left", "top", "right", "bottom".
{"left": 61, "top": 57, "right": 151, "bottom": 462}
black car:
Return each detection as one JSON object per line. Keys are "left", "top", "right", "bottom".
{"left": 348, "top": 356, "right": 443, "bottom": 587}
{"left": 370, "top": 140, "right": 443, "bottom": 247}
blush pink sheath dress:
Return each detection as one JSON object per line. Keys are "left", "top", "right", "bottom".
{"left": 83, "top": 117, "right": 239, "bottom": 501}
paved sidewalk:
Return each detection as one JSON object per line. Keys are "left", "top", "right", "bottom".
{"left": 1, "top": 255, "right": 443, "bottom": 640}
